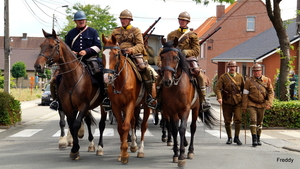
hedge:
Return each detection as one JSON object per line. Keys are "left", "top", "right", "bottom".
{"left": 0, "top": 91, "right": 21, "bottom": 126}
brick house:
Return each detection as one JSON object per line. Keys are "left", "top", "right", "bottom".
{"left": 194, "top": 0, "right": 274, "bottom": 90}
{"left": 0, "top": 33, "right": 45, "bottom": 88}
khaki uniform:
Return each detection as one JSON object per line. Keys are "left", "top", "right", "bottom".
{"left": 242, "top": 75, "right": 274, "bottom": 136}
{"left": 215, "top": 72, "right": 244, "bottom": 138}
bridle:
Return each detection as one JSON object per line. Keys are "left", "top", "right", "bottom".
{"left": 160, "top": 47, "right": 183, "bottom": 85}
{"left": 38, "top": 37, "right": 84, "bottom": 75}
{"left": 103, "top": 45, "right": 128, "bottom": 94}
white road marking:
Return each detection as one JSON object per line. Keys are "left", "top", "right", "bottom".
{"left": 10, "top": 129, "right": 43, "bottom": 137}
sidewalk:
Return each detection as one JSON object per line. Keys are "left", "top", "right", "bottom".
{"left": 208, "top": 96, "right": 300, "bottom": 153}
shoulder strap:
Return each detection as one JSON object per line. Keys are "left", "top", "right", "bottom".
{"left": 178, "top": 29, "right": 191, "bottom": 43}
{"left": 225, "top": 73, "right": 240, "bottom": 91}
{"left": 71, "top": 26, "right": 89, "bottom": 49}
{"left": 249, "top": 77, "right": 266, "bottom": 97}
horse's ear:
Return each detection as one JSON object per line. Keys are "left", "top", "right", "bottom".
{"left": 52, "top": 29, "right": 58, "bottom": 39}
{"left": 173, "top": 37, "right": 179, "bottom": 47}
{"left": 102, "top": 34, "right": 106, "bottom": 44}
{"left": 112, "top": 35, "right": 117, "bottom": 45}
{"left": 42, "top": 29, "right": 50, "bottom": 38}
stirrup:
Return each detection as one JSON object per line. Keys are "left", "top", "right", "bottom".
{"left": 147, "top": 95, "right": 157, "bottom": 109}
{"left": 201, "top": 100, "right": 211, "bottom": 112}
{"left": 50, "top": 101, "right": 59, "bottom": 111}
{"left": 102, "top": 97, "right": 112, "bottom": 111}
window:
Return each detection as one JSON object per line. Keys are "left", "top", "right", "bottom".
{"left": 247, "top": 16, "right": 255, "bottom": 31}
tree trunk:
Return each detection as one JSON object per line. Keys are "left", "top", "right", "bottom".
{"left": 266, "top": 0, "right": 290, "bottom": 101}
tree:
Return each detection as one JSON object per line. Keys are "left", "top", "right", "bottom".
{"left": 59, "top": 3, "right": 118, "bottom": 39}
{"left": 191, "top": 0, "right": 295, "bottom": 101}
{"left": 11, "top": 62, "right": 26, "bottom": 87}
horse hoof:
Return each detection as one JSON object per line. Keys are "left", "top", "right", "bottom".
{"left": 88, "top": 145, "right": 95, "bottom": 152}
{"left": 137, "top": 152, "right": 144, "bottom": 158}
{"left": 167, "top": 142, "right": 173, "bottom": 146}
{"left": 187, "top": 152, "right": 194, "bottom": 159}
{"left": 118, "top": 155, "right": 121, "bottom": 162}
{"left": 70, "top": 152, "right": 80, "bottom": 160}
{"left": 78, "top": 135, "right": 84, "bottom": 139}
{"left": 178, "top": 159, "right": 186, "bottom": 167}
{"left": 121, "top": 157, "right": 129, "bottom": 164}
{"left": 162, "top": 137, "right": 167, "bottom": 142}
{"left": 173, "top": 157, "right": 178, "bottom": 163}
{"left": 130, "top": 146, "right": 138, "bottom": 153}
{"left": 96, "top": 150, "right": 104, "bottom": 156}
{"left": 59, "top": 144, "right": 67, "bottom": 149}
{"left": 59, "top": 137, "right": 68, "bottom": 149}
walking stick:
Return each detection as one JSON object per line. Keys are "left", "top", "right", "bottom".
{"left": 244, "top": 110, "right": 247, "bottom": 144}
{"left": 220, "top": 104, "right": 222, "bottom": 139}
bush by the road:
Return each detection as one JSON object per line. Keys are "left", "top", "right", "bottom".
{"left": 0, "top": 91, "right": 21, "bottom": 126}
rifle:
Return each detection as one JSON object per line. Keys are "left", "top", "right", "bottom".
{"left": 143, "top": 17, "right": 161, "bottom": 43}
{"left": 199, "top": 26, "right": 221, "bottom": 45}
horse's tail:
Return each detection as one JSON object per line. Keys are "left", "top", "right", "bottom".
{"left": 198, "top": 107, "right": 217, "bottom": 129}
{"left": 85, "top": 110, "right": 97, "bottom": 126}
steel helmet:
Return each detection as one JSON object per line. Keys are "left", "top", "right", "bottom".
{"left": 252, "top": 63, "right": 262, "bottom": 71}
{"left": 178, "top": 12, "right": 190, "bottom": 22}
{"left": 74, "top": 11, "right": 87, "bottom": 21}
{"left": 119, "top": 9, "right": 133, "bottom": 21}
{"left": 227, "top": 60, "right": 237, "bottom": 67}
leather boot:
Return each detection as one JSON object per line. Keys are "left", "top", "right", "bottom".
{"left": 252, "top": 134, "right": 258, "bottom": 147}
{"left": 257, "top": 135, "right": 262, "bottom": 146}
{"left": 233, "top": 136, "right": 242, "bottom": 145}
{"left": 50, "top": 100, "right": 59, "bottom": 111}
{"left": 145, "top": 80, "right": 157, "bottom": 109}
{"left": 102, "top": 97, "right": 112, "bottom": 111}
{"left": 226, "top": 137, "right": 232, "bottom": 144}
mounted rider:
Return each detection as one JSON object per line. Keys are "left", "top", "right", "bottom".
{"left": 49, "top": 11, "right": 103, "bottom": 110}
{"left": 102, "top": 9, "right": 158, "bottom": 111}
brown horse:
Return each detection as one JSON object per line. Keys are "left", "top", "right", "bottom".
{"left": 34, "top": 29, "right": 106, "bottom": 160}
{"left": 101, "top": 34, "right": 151, "bottom": 164}
{"left": 159, "top": 38, "right": 216, "bottom": 167}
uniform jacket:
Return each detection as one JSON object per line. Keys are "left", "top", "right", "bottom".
{"left": 215, "top": 72, "right": 244, "bottom": 105}
{"left": 242, "top": 75, "right": 274, "bottom": 109}
{"left": 65, "top": 26, "right": 101, "bottom": 60}
{"left": 167, "top": 28, "right": 200, "bottom": 57}
{"left": 111, "top": 25, "right": 148, "bottom": 60}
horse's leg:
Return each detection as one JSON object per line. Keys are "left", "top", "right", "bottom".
{"left": 67, "top": 128, "right": 73, "bottom": 146}
{"left": 137, "top": 105, "right": 150, "bottom": 158}
{"left": 85, "top": 111, "right": 95, "bottom": 152}
{"left": 58, "top": 110, "right": 68, "bottom": 149}
{"left": 178, "top": 113, "right": 189, "bottom": 167}
{"left": 170, "top": 117, "right": 179, "bottom": 163}
{"left": 187, "top": 108, "right": 198, "bottom": 159}
{"left": 67, "top": 114, "right": 80, "bottom": 160}
{"left": 97, "top": 106, "right": 107, "bottom": 156}
{"left": 130, "top": 110, "right": 138, "bottom": 153}
{"left": 161, "top": 112, "right": 173, "bottom": 146}
{"left": 78, "top": 121, "right": 84, "bottom": 139}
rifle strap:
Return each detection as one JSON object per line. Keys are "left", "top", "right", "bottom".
{"left": 249, "top": 77, "right": 266, "bottom": 98}
{"left": 71, "top": 26, "right": 89, "bottom": 49}
{"left": 178, "top": 29, "right": 191, "bottom": 43}
{"left": 225, "top": 73, "right": 240, "bottom": 91}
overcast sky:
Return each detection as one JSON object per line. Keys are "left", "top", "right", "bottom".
{"left": 0, "top": 0, "right": 297, "bottom": 38}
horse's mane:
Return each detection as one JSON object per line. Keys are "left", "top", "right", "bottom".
{"left": 46, "top": 33, "right": 77, "bottom": 58}
{"left": 162, "top": 41, "right": 192, "bottom": 78}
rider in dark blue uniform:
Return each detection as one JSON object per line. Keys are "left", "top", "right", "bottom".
{"left": 50, "top": 11, "right": 103, "bottom": 110}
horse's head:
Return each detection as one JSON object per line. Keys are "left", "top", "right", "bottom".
{"left": 101, "top": 34, "right": 121, "bottom": 84}
{"left": 34, "top": 29, "right": 61, "bottom": 73}
{"left": 160, "top": 37, "right": 181, "bottom": 87}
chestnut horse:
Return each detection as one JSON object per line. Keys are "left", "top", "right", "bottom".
{"left": 34, "top": 29, "right": 107, "bottom": 160}
{"left": 101, "top": 34, "right": 151, "bottom": 164}
{"left": 160, "top": 38, "right": 216, "bottom": 167}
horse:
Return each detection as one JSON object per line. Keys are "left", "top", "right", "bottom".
{"left": 159, "top": 38, "right": 216, "bottom": 167}
{"left": 34, "top": 29, "right": 107, "bottom": 160}
{"left": 101, "top": 34, "right": 152, "bottom": 164}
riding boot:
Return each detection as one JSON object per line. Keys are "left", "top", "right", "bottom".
{"left": 195, "top": 76, "right": 210, "bottom": 111}
{"left": 233, "top": 124, "right": 242, "bottom": 145}
{"left": 49, "top": 77, "right": 59, "bottom": 111}
{"left": 142, "top": 67, "right": 157, "bottom": 109}
{"left": 225, "top": 125, "right": 232, "bottom": 144}
{"left": 50, "top": 100, "right": 59, "bottom": 111}
{"left": 102, "top": 84, "right": 112, "bottom": 111}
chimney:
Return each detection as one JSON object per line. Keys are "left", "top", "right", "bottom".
{"left": 22, "top": 33, "right": 27, "bottom": 40}
{"left": 216, "top": 5, "right": 225, "bottom": 19}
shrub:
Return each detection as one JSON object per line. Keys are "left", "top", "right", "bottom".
{"left": 0, "top": 91, "right": 21, "bottom": 126}
{"left": 264, "top": 99, "right": 300, "bottom": 128}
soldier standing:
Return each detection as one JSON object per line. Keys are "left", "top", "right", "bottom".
{"left": 242, "top": 63, "right": 274, "bottom": 147}
{"left": 215, "top": 60, "right": 244, "bottom": 145}
{"left": 102, "top": 9, "right": 157, "bottom": 110}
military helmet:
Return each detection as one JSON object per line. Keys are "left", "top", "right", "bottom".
{"left": 119, "top": 9, "right": 133, "bottom": 21}
{"left": 227, "top": 60, "right": 237, "bottom": 67}
{"left": 252, "top": 63, "right": 262, "bottom": 71}
{"left": 178, "top": 12, "right": 190, "bottom": 22}
{"left": 74, "top": 11, "right": 87, "bottom": 20}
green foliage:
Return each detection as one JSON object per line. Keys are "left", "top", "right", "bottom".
{"left": 59, "top": 3, "right": 118, "bottom": 40}
{"left": 0, "top": 70, "right": 16, "bottom": 88}
{"left": 0, "top": 91, "right": 21, "bottom": 126}
{"left": 11, "top": 62, "right": 27, "bottom": 86}
{"left": 264, "top": 100, "right": 300, "bottom": 129}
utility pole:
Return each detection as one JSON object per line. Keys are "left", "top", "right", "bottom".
{"left": 52, "top": 5, "right": 68, "bottom": 30}
{"left": 4, "top": 0, "right": 10, "bottom": 93}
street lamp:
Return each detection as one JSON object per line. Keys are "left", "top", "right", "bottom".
{"left": 52, "top": 5, "right": 68, "bottom": 30}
